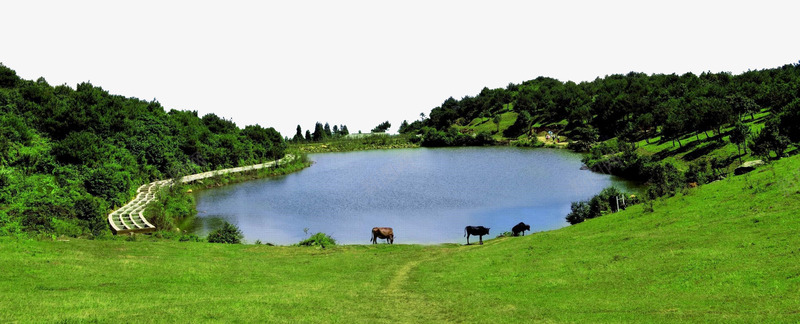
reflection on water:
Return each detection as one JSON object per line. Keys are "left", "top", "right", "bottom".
{"left": 191, "top": 147, "right": 640, "bottom": 245}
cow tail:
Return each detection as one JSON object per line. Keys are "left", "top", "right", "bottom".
{"left": 464, "top": 228, "right": 467, "bottom": 237}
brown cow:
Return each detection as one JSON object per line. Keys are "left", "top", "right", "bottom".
{"left": 371, "top": 227, "right": 394, "bottom": 244}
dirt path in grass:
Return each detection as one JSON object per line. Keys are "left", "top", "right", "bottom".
{"left": 381, "top": 247, "right": 459, "bottom": 321}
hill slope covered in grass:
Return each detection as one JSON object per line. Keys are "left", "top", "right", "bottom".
{"left": 2, "top": 155, "right": 798, "bottom": 322}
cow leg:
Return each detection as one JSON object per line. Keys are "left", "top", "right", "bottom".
{"left": 466, "top": 235, "right": 470, "bottom": 245}
{"left": 479, "top": 235, "right": 483, "bottom": 245}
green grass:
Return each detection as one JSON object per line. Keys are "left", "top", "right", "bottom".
{"left": 453, "top": 111, "right": 518, "bottom": 140}
{"left": 633, "top": 112, "right": 775, "bottom": 172}
{"left": 2, "top": 156, "right": 800, "bottom": 322}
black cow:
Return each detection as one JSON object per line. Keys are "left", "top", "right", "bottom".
{"left": 464, "top": 226, "right": 490, "bottom": 245}
{"left": 512, "top": 222, "right": 530, "bottom": 236}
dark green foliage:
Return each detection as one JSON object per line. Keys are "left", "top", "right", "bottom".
{"left": 411, "top": 62, "right": 799, "bottom": 151}
{"left": 398, "top": 120, "right": 410, "bottom": 133}
{"left": 566, "top": 201, "right": 591, "bottom": 225}
{"left": 729, "top": 121, "right": 750, "bottom": 155}
{"left": 371, "top": 121, "right": 391, "bottom": 133}
{"left": 0, "top": 64, "right": 285, "bottom": 237}
{"left": 0, "top": 63, "right": 20, "bottom": 88}
{"left": 301, "top": 122, "right": 350, "bottom": 141}
{"left": 567, "top": 126, "right": 599, "bottom": 151}
{"left": 398, "top": 120, "right": 423, "bottom": 135}
{"left": 420, "top": 127, "right": 494, "bottom": 147}
{"left": 645, "top": 162, "right": 685, "bottom": 199}
{"left": 293, "top": 125, "right": 304, "bottom": 142}
{"left": 144, "top": 185, "right": 196, "bottom": 231}
{"left": 750, "top": 115, "right": 790, "bottom": 159}
{"left": 312, "top": 122, "right": 325, "bottom": 141}
{"left": 685, "top": 157, "right": 724, "bottom": 185}
{"left": 566, "top": 187, "right": 631, "bottom": 225}
{"left": 503, "top": 111, "right": 532, "bottom": 137}
{"left": 582, "top": 142, "right": 651, "bottom": 179}
{"left": 296, "top": 232, "right": 336, "bottom": 248}
{"left": 778, "top": 98, "right": 800, "bottom": 142}
{"left": 84, "top": 164, "right": 132, "bottom": 205}
{"left": 207, "top": 221, "right": 244, "bottom": 244}
{"left": 727, "top": 94, "right": 761, "bottom": 120}
{"left": 73, "top": 195, "right": 107, "bottom": 236}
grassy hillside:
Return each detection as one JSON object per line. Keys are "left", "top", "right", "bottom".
{"left": 2, "top": 155, "right": 799, "bottom": 322}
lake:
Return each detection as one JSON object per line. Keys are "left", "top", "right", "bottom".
{"left": 190, "top": 147, "right": 640, "bottom": 245}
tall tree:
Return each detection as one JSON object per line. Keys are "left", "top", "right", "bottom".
{"left": 313, "top": 122, "right": 325, "bottom": 141}
{"left": 729, "top": 121, "right": 750, "bottom": 156}
{"left": 398, "top": 120, "right": 410, "bottom": 134}
{"left": 371, "top": 121, "right": 391, "bottom": 133}
{"left": 293, "top": 125, "right": 304, "bottom": 142}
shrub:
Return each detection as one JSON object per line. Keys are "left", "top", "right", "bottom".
{"left": 566, "top": 200, "right": 591, "bottom": 225}
{"left": 207, "top": 221, "right": 244, "bottom": 244}
{"left": 511, "top": 136, "right": 542, "bottom": 148}
{"left": 645, "top": 162, "right": 685, "bottom": 199}
{"left": 179, "top": 233, "right": 202, "bottom": 242}
{"left": 567, "top": 186, "right": 634, "bottom": 225}
{"left": 495, "top": 231, "right": 514, "bottom": 238}
{"left": 296, "top": 232, "right": 336, "bottom": 248}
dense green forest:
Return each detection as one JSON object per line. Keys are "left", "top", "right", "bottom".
{"left": 404, "top": 62, "right": 800, "bottom": 152}
{"left": 0, "top": 64, "right": 286, "bottom": 237}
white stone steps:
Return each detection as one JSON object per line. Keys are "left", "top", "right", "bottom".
{"left": 108, "top": 155, "right": 294, "bottom": 234}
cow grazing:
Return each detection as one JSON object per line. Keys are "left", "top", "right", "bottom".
{"left": 464, "top": 226, "right": 490, "bottom": 245}
{"left": 371, "top": 227, "right": 394, "bottom": 244}
{"left": 512, "top": 222, "right": 531, "bottom": 236}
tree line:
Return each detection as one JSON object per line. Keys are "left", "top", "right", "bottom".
{"left": 399, "top": 62, "right": 800, "bottom": 152}
{"left": 291, "top": 122, "right": 350, "bottom": 142}
{"left": 0, "top": 64, "right": 286, "bottom": 236}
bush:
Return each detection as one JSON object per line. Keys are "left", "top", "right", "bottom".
{"left": 567, "top": 186, "right": 634, "bottom": 225}
{"left": 179, "top": 233, "right": 202, "bottom": 242}
{"left": 495, "top": 231, "right": 514, "bottom": 238}
{"left": 144, "top": 185, "right": 196, "bottom": 231}
{"left": 296, "top": 232, "right": 336, "bottom": 248}
{"left": 511, "top": 136, "right": 542, "bottom": 148}
{"left": 207, "top": 221, "right": 243, "bottom": 244}
{"left": 566, "top": 200, "right": 591, "bottom": 225}
{"left": 645, "top": 162, "right": 685, "bottom": 199}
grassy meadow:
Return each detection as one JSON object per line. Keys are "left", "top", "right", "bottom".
{"left": 2, "top": 155, "right": 799, "bottom": 322}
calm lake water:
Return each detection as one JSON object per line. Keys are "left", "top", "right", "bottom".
{"left": 191, "top": 147, "right": 639, "bottom": 245}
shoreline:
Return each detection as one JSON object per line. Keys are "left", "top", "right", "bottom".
{"left": 108, "top": 154, "right": 303, "bottom": 235}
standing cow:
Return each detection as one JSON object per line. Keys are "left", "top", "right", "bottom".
{"left": 464, "top": 226, "right": 490, "bottom": 245}
{"left": 371, "top": 227, "right": 394, "bottom": 244}
{"left": 512, "top": 222, "right": 530, "bottom": 236}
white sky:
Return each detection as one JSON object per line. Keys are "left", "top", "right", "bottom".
{"left": 2, "top": 1, "right": 799, "bottom": 136}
